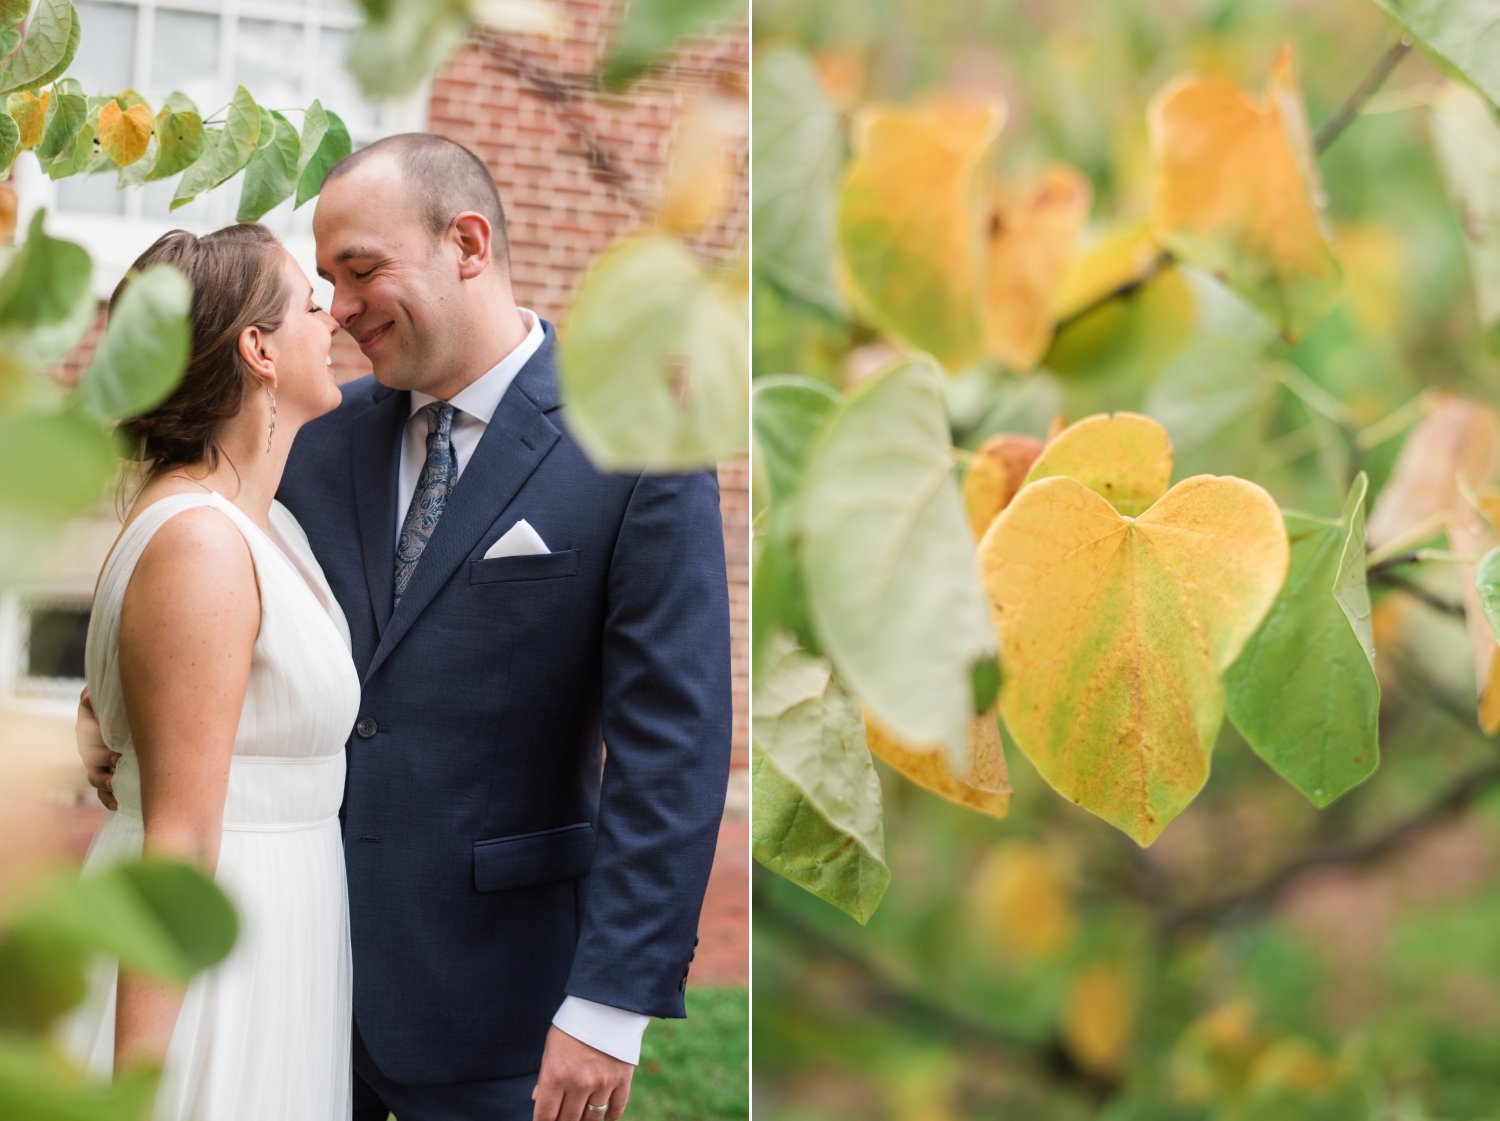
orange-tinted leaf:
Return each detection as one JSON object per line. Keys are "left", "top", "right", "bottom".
{"left": 1171, "top": 1000, "right": 1261, "bottom": 1105}
{"left": 7, "top": 90, "right": 48, "bottom": 149}
{"left": 838, "top": 99, "right": 1004, "bottom": 370}
{"left": 98, "top": 100, "right": 153, "bottom": 167}
{"left": 1063, "top": 964, "right": 1133, "bottom": 1078}
{"left": 1366, "top": 396, "right": 1500, "bottom": 549}
{"left": 980, "top": 165, "right": 1091, "bottom": 372}
{"left": 865, "top": 708, "right": 1012, "bottom": 818}
{"left": 969, "top": 841, "right": 1073, "bottom": 959}
{"left": 1023, "top": 411, "right": 1172, "bottom": 518}
{"left": 1149, "top": 45, "right": 1341, "bottom": 341}
{"left": 963, "top": 433, "right": 1045, "bottom": 541}
{"left": 1449, "top": 491, "right": 1500, "bottom": 733}
{"left": 657, "top": 81, "right": 746, "bottom": 235}
{"left": 1051, "top": 223, "right": 1165, "bottom": 323}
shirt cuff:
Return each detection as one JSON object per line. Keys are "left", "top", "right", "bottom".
{"left": 552, "top": 996, "right": 651, "bottom": 1066}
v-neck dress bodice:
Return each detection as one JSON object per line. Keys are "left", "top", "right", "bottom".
{"left": 63, "top": 491, "right": 360, "bottom": 1120}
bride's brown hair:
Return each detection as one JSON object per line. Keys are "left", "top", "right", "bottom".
{"left": 117, "top": 224, "right": 291, "bottom": 480}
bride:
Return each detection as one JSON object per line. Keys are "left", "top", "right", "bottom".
{"left": 63, "top": 223, "right": 359, "bottom": 1119}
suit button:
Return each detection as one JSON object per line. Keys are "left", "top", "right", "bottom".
{"left": 355, "top": 717, "right": 377, "bottom": 738}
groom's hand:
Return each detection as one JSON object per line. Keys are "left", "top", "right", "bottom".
{"left": 76, "top": 687, "right": 121, "bottom": 812}
{"left": 531, "top": 1024, "right": 634, "bottom": 1121}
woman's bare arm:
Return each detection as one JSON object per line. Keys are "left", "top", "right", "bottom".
{"left": 114, "top": 507, "right": 259, "bottom": 1072}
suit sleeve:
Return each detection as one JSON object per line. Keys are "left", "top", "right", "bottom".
{"left": 563, "top": 470, "right": 732, "bottom": 1019}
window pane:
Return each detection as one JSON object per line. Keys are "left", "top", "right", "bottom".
{"left": 27, "top": 606, "right": 90, "bottom": 679}
{"left": 141, "top": 178, "right": 209, "bottom": 222}
{"left": 316, "top": 28, "right": 379, "bottom": 132}
{"left": 69, "top": 1, "right": 137, "bottom": 96}
{"left": 58, "top": 173, "right": 126, "bottom": 216}
{"left": 236, "top": 19, "right": 304, "bottom": 109}
{"left": 151, "top": 10, "right": 220, "bottom": 113}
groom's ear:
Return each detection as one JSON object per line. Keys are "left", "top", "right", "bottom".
{"left": 450, "top": 211, "right": 494, "bottom": 281}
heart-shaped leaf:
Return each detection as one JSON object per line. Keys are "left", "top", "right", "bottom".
{"left": 1225, "top": 475, "right": 1379, "bottom": 806}
{"left": 979, "top": 447, "right": 1288, "bottom": 844}
{"left": 800, "top": 354, "right": 997, "bottom": 755}
{"left": 7, "top": 89, "right": 46, "bottom": 148}
{"left": 1365, "top": 396, "right": 1500, "bottom": 549}
{"left": 72, "top": 263, "right": 191, "bottom": 425}
{"left": 865, "top": 708, "right": 1012, "bottom": 818}
{"left": 837, "top": 99, "right": 1004, "bottom": 370}
{"left": 0, "top": 0, "right": 76, "bottom": 94}
{"left": 237, "top": 109, "right": 300, "bottom": 222}
{"left": 963, "top": 432, "right": 1044, "bottom": 541}
{"left": 1023, "top": 412, "right": 1173, "bottom": 518}
{"left": 146, "top": 94, "right": 206, "bottom": 182}
{"left": 34, "top": 85, "right": 84, "bottom": 168}
{"left": 1149, "top": 45, "right": 1342, "bottom": 342}
{"left": 752, "top": 633, "right": 890, "bottom": 924}
{"left": 97, "top": 99, "right": 153, "bottom": 167}
{"left": 980, "top": 165, "right": 1092, "bottom": 372}
{"left": 171, "top": 85, "right": 260, "bottom": 209}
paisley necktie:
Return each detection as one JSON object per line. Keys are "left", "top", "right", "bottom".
{"left": 394, "top": 401, "right": 457, "bottom": 606}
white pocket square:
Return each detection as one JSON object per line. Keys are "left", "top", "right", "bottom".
{"left": 483, "top": 519, "right": 551, "bottom": 559}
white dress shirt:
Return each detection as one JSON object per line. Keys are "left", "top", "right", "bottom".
{"left": 394, "top": 307, "right": 651, "bottom": 1066}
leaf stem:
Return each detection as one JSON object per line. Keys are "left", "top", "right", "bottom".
{"left": 1366, "top": 569, "right": 1466, "bottom": 617}
{"left": 1312, "top": 36, "right": 1414, "bottom": 153}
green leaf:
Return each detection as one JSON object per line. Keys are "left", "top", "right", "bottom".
{"left": 1225, "top": 474, "right": 1379, "bottom": 807}
{"left": 26, "top": 0, "right": 79, "bottom": 90}
{"left": 752, "top": 374, "right": 841, "bottom": 506}
{"left": 72, "top": 263, "right": 191, "bottom": 425}
{"left": 43, "top": 115, "right": 94, "bottom": 179}
{"left": 146, "top": 95, "right": 206, "bottom": 181}
{"left": 0, "top": 104, "right": 17, "bottom": 178}
{"left": 0, "top": 0, "right": 76, "bottom": 95}
{"left": 1429, "top": 82, "right": 1500, "bottom": 347}
{"left": 347, "top": 0, "right": 469, "bottom": 99}
{"left": 0, "top": 409, "right": 117, "bottom": 518}
{"left": 0, "top": 209, "right": 91, "bottom": 331}
{"left": 169, "top": 126, "right": 221, "bottom": 207}
{"left": 0, "top": 0, "right": 27, "bottom": 33}
{"left": 236, "top": 109, "right": 300, "bottom": 222}
{"left": 294, "top": 101, "right": 350, "bottom": 208}
{"left": 799, "top": 354, "right": 996, "bottom": 756}
{"left": 0, "top": 1037, "right": 158, "bottom": 1121}
{"left": 1370, "top": 0, "right": 1500, "bottom": 111}
{"left": 1477, "top": 546, "right": 1500, "bottom": 641}
{"left": 1144, "top": 340, "right": 1281, "bottom": 477}
{"left": 34, "top": 85, "right": 85, "bottom": 166}
{"left": 751, "top": 46, "right": 847, "bottom": 317}
{"left": 171, "top": 85, "right": 260, "bottom": 209}
{"left": 752, "top": 632, "right": 890, "bottom": 924}
{"left": 559, "top": 233, "right": 748, "bottom": 470}
{"left": 601, "top": 0, "right": 746, "bottom": 90}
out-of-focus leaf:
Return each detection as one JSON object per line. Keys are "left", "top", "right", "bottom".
{"left": 1477, "top": 546, "right": 1500, "bottom": 642}
{"left": 1171, "top": 1000, "right": 1261, "bottom": 1105}
{"left": 1145, "top": 340, "right": 1280, "bottom": 470}
{"left": 865, "top": 708, "right": 1012, "bottom": 818}
{"left": 72, "top": 264, "right": 191, "bottom": 426}
{"left": 171, "top": 85, "right": 260, "bottom": 209}
{"left": 1450, "top": 489, "right": 1500, "bottom": 732}
{"left": 657, "top": 81, "right": 746, "bottom": 235}
{"left": 1063, "top": 963, "right": 1133, "bottom": 1078}
{"left": 799, "top": 354, "right": 997, "bottom": 756}
{"left": 1370, "top": 0, "right": 1500, "bottom": 110}
{"left": 1051, "top": 223, "right": 1164, "bottom": 323}
{"left": 0, "top": 209, "right": 90, "bottom": 330}
{"left": 236, "top": 110, "right": 300, "bottom": 222}
{"left": 752, "top": 45, "right": 847, "bottom": 316}
{"left": 0, "top": 105, "right": 17, "bottom": 178}
{"left": 979, "top": 416, "right": 1288, "bottom": 844}
{"left": 601, "top": 0, "right": 746, "bottom": 90}
{"left": 753, "top": 374, "right": 841, "bottom": 505}
{"left": 0, "top": 409, "right": 116, "bottom": 518}
{"left": 97, "top": 99, "right": 152, "bottom": 167}
{"left": 559, "top": 234, "right": 746, "bottom": 469}
{"left": 962, "top": 432, "right": 1044, "bottom": 541}
{"left": 1365, "top": 396, "right": 1500, "bottom": 548}
{"left": 35, "top": 85, "right": 85, "bottom": 167}
{"left": 1429, "top": 82, "right": 1500, "bottom": 346}
{"left": 1022, "top": 411, "right": 1172, "bottom": 518}
{"left": 752, "top": 632, "right": 889, "bottom": 924}
{"left": 147, "top": 94, "right": 206, "bottom": 181}
{"left": 7, "top": 89, "right": 46, "bottom": 148}
{"left": 348, "top": 0, "right": 469, "bottom": 100}
{"left": 969, "top": 841, "right": 1074, "bottom": 959}
{"left": 837, "top": 99, "right": 1003, "bottom": 371}
{"left": 0, "top": 0, "right": 76, "bottom": 94}
{"left": 980, "top": 165, "right": 1091, "bottom": 372}
{"left": 1044, "top": 265, "right": 1197, "bottom": 400}
{"left": 294, "top": 101, "right": 350, "bottom": 208}
{"left": 0, "top": 1037, "right": 157, "bottom": 1120}
{"left": 0, "top": 0, "right": 26, "bottom": 32}
{"left": 470, "top": 0, "right": 564, "bottom": 36}
{"left": 1149, "top": 45, "right": 1342, "bottom": 341}
{"left": 1225, "top": 475, "right": 1379, "bottom": 806}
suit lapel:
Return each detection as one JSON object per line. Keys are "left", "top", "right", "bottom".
{"left": 352, "top": 385, "right": 407, "bottom": 648}
{"left": 362, "top": 333, "right": 563, "bottom": 684}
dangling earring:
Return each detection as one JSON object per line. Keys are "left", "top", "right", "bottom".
{"left": 266, "top": 385, "right": 277, "bottom": 452}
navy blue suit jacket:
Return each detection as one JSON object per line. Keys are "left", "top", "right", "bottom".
{"left": 277, "top": 324, "right": 731, "bottom": 1084}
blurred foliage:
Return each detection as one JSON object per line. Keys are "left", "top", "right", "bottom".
{"left": 751, "top": 0, "right": 1500, "bottom": 1115}
{"left": 632, "top": 986, "right": 749, "bottom": 1120}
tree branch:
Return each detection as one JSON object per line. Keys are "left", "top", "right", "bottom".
{"left": 1367, "top": 569, "right": 1466, "bottom": 618}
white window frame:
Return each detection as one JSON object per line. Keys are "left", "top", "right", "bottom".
{"left": 0, "top": 588, "right": 93, "bottom": 717}
{"left": 14, "top": 0, "right": 430, "bottom": 301}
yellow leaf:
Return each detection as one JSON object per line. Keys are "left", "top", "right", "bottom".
{"left": 1336, "top": 221, "right": 1406, "bottom": 339}
{"left": 656, "top": 81, "right": 746, "bottom": 235}
{"left": 7, "top": 90, "right": 48, "bottom": 150}
{"left": 865, "top": 708, "right": 1012, "bottom": 819}
{"left": 1365, "top": 396, "right": 1500, "bottom": 549}
{"left": 98, "top": 100, "right": 154, "bottom": 168}
{"left": 1246, "top": 1037, "right": 1342, "bottom": 1095}
{"left": 1051, "top": 223, "right": 1164, "bottom": 324}
{"left": 838, "top": 99, "right": 1004, "bottom": 370}
{"left": 1063, "top": 963, "right": 1133, "bottom": 1078}
{"left": 1023, "top": 411, "right": 1172, "bottom": 518}
{"left": 969, "top": 841, "right": 1074, "bottom": 959}
{"left": 1171, "top": 1000, "right": 1260, "bottom": 1105}
{"left": 1148, "top": 45, "right": 1342, "bottom": 341}
{"left": 980, "top": 165, "right": 1092, "bottom": 372}
{"left": 979, "top": 452, "right": 1288, "bottom": 845}
{"left": 962, "top": 433, "right": 1044, "bottom": 541}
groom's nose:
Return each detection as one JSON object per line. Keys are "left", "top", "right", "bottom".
{"left": 329, "top": 284, "right": 362, "bottom": 327}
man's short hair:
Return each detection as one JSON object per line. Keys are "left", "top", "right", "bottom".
{"left": 324, "top": 134, "right": 510, "bottom": 264}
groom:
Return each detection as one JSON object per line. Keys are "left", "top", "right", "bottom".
{"left": 85, "top": 133, "right": 732, "bottom": 1121}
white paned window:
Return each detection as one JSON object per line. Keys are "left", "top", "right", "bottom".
{"left": 15, "top": 0, "right": 429, "bottom": 301}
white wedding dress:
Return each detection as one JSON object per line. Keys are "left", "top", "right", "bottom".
{"left": 63, "top": 492, "right": 361, "bottom": 1120}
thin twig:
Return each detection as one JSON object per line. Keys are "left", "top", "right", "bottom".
{"left": 1367, "top": 570, "right": 1466, "bottom": 617}
{"left": 1312, "top": 36, "right": 1414, "bottom": 152}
